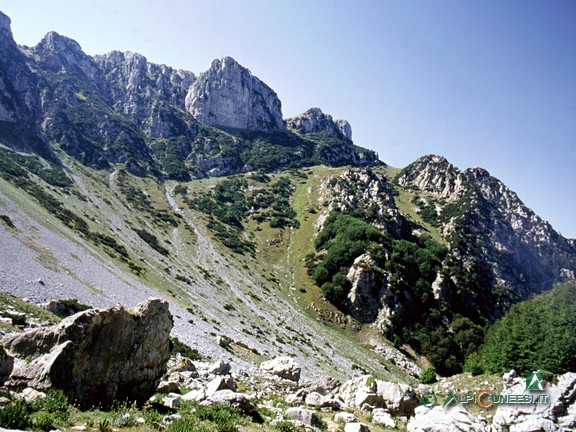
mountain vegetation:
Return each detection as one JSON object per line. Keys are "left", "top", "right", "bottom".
{"left": 473, "top": 281, "right": 576, "bottom": 376}
{"left": 0, "top": 9, "right": 575, "bottom": 392}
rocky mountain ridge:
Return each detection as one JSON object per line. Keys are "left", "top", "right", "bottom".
{"left": 0, "top": 11, "right": 378, "bottom": 179}
{"left": 0, "top": 8, "right": 575, "bottom": 404}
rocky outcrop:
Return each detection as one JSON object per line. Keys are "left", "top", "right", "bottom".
{"left": 94, "top": 51, "right": 196, "bottom": 138}
{"left": 185, "top": 57, "right": 285, "bottom": 131}
{"left": 326, "top": 169, "right": 402, "bottom": 234}
{"left": 1, "top": 298, "right": 173, "bottom": 408}
{"left": 346, "top": 254, "right": 399, "bottom": 329}
{"left": 286, "top": 107, "right": 352, "bottom": 140}
{"left": 338, "top": 375, "right": 418, "bottom": 416}
{"left": 34, "top": 32, "right": 103, "bottom": 85}
{"left": 396, "top": 155, "right": 468, "bottom": 200}
{"left": 396, "top": 154, "right": 576, "bottom": 318}
{"left": 0, "top": 11, "right": 41, "bottom": 127}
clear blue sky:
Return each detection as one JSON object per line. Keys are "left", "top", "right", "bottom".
{"left": 2, "top": 0, "right": 575, "bottom": 238}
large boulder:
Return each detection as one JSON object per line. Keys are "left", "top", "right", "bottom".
{"left": 285, "top": 407, "right": 322, "bottom": 427}
{"left": 338, "top": 376, "right": 418, "bottom": 416}
{"left": 407, "top": 405, "right": 485, "bottom": 432}
{"left": 1, "top": 298, "right": 173, "bottom": 408}
{"left": 260, "top": 356, "right": 301, "bottom": 382}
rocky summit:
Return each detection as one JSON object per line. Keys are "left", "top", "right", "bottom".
{"left": 0, "top": 10, "right": 575, "bottom": 431}
{"left": 286, "top": 107, "right": 353, "bottom": 141}
{"left": 185, "top": 57, "right": 285, "bottom": 132}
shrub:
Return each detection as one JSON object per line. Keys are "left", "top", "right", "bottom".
{"left": 171, "top": 337, "right": 204, "bottom": 360}
{"left": 274, "top": 420, "right": 299, "bottom": 432}
{"left": 419, "top": 365, "right": 438, "bottom": 384}
{"left": 0, "top": 399, "right": 32, "bottom": 430}
{"left": 134, "top": 228, "right": 170, "bottom": 256}
{"left": 34, "top": 411, "right": 54, "bottom": 431}
{"left": 36, "top": 389, "right": 70, "bottom": 418}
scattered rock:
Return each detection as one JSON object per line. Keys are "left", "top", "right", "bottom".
{"left": 19, "top": 387, "right": 46, "bottom": 402}
{"left": 334, "top": 412, "right": 357, "bottom": 423}
{"left": 286, "top": 388, "right": 307, "bottom": 404}
{"left": 260, "top": 357, "right": 301, "bottom": 382}
{"left": 215, "top": 335, "right": 232, "bottom": 348}
{"left": 338, "top": 376, "right": 418, "bottom": 416}
{"left": 285, "top": 407, "right": 322, "bottom": 427}
{"left": 371, "top": 408, "right": 395, "bottom": 428}
{"left": 305, "top": 391, "right": 331, "bottom": 407}
{"left": 493, "top": 372, "right": 576, "bottom": 431}
{"left": 344, "top": 422, "right": 371, "bottom": 432}
{"left": 182, "top": 388, "right": 206, "bottom": 402}
{"left": 168, "top": 356, "right": 197, "bottom": 374}
{"left": 205, "top": 390, "right": 253, "bottom": 413}
{"left": 1, "top": 298, "right": 173, "bottom": 408}
{"left": 157, "top": 381, "right": 180, "bottom": 394}
{"left": 376, "top": 380, "right": 418, "bottom": 416}
{"left": 308, "top": 376, "right": 341, "bottom": 395}
{"left": 163, "top": 396, "right": 181, "bottom": 409}
{"left": 207, "top": 360, "right": 231, "bottom": 376}
{"left": 206, "top": 376, "right": 236, "bottom": 396}
{"left": 407, "top": 405, "right": 485, "bottom": 432}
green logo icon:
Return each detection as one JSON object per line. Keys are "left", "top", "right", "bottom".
{"left": 442, "top": 390, "right": 457, "bottom": 408}
{"left": 421, "top": 392, "right": 437, "bottom": 408}
{"left": 526, "top": 371, "right": 545, "bottom": 391}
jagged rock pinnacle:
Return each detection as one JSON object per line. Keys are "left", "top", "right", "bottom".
{"left": 185, "top": 57, "right": 285, "bottom": 131}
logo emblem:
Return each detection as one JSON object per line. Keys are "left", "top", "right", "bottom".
{"left": 420, "top": 392, "right": 437, "bottom": 408}
{"left": 442, "top": 390, "right": 457, "bottom": 408}
{"left": 526, "top": 371, "right": 545, "bottom": 391}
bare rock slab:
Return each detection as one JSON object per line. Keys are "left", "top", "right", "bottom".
{"left": 1, "top": 298, "right": 173, "bottom": 408}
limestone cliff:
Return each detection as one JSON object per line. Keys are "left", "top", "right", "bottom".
{"left": 185, "top": 57, "right": 285, "bottom": 131}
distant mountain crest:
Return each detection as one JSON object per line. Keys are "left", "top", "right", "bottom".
{"left": 286, "top": 107, "right": 352, "bottom": 140}
{"left": 0, "top": 11, "right": 378, "bottom": 177}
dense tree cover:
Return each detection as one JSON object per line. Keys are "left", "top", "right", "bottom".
{"left": 308, "top": 211, "right": 488, "bottom": 375}
{"left": 308, "top": 212, "right": 387, "bottom": 305}
{"left": 473, "top": 281, "right": 576, "bottom": 375}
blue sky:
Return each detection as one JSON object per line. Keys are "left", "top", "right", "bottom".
{"left": 2, "top": 0, "right": 575, "bottom": 238}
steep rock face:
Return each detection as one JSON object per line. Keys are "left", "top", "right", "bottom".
{"left": 346, "top": 254, "right": 399, "bottom": 329}
{"left": 286, "top": 107, "right": 352, "bottom": 140}
{"left": 95, "top": 51, "right": 196, "bottom": 139}
{"left": 0, "top": 11, "right": 380, "bottom": 177}
{"left": 1, "top": 298, "right": 173, "bottom": 408}
{"left": 31, "top": 33, "right": 156, "bottom": 172}
{"left": 0, "top": 12, "right": 40, "bottom": 125}
{"left": 34, "top": 32, "right": 103, "bottom": 84}
{"left": 397, "top": 155, "right": 576, "bottom": 316}
{"left": 185, "top": 57, "right": 285, "bottom": 131}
